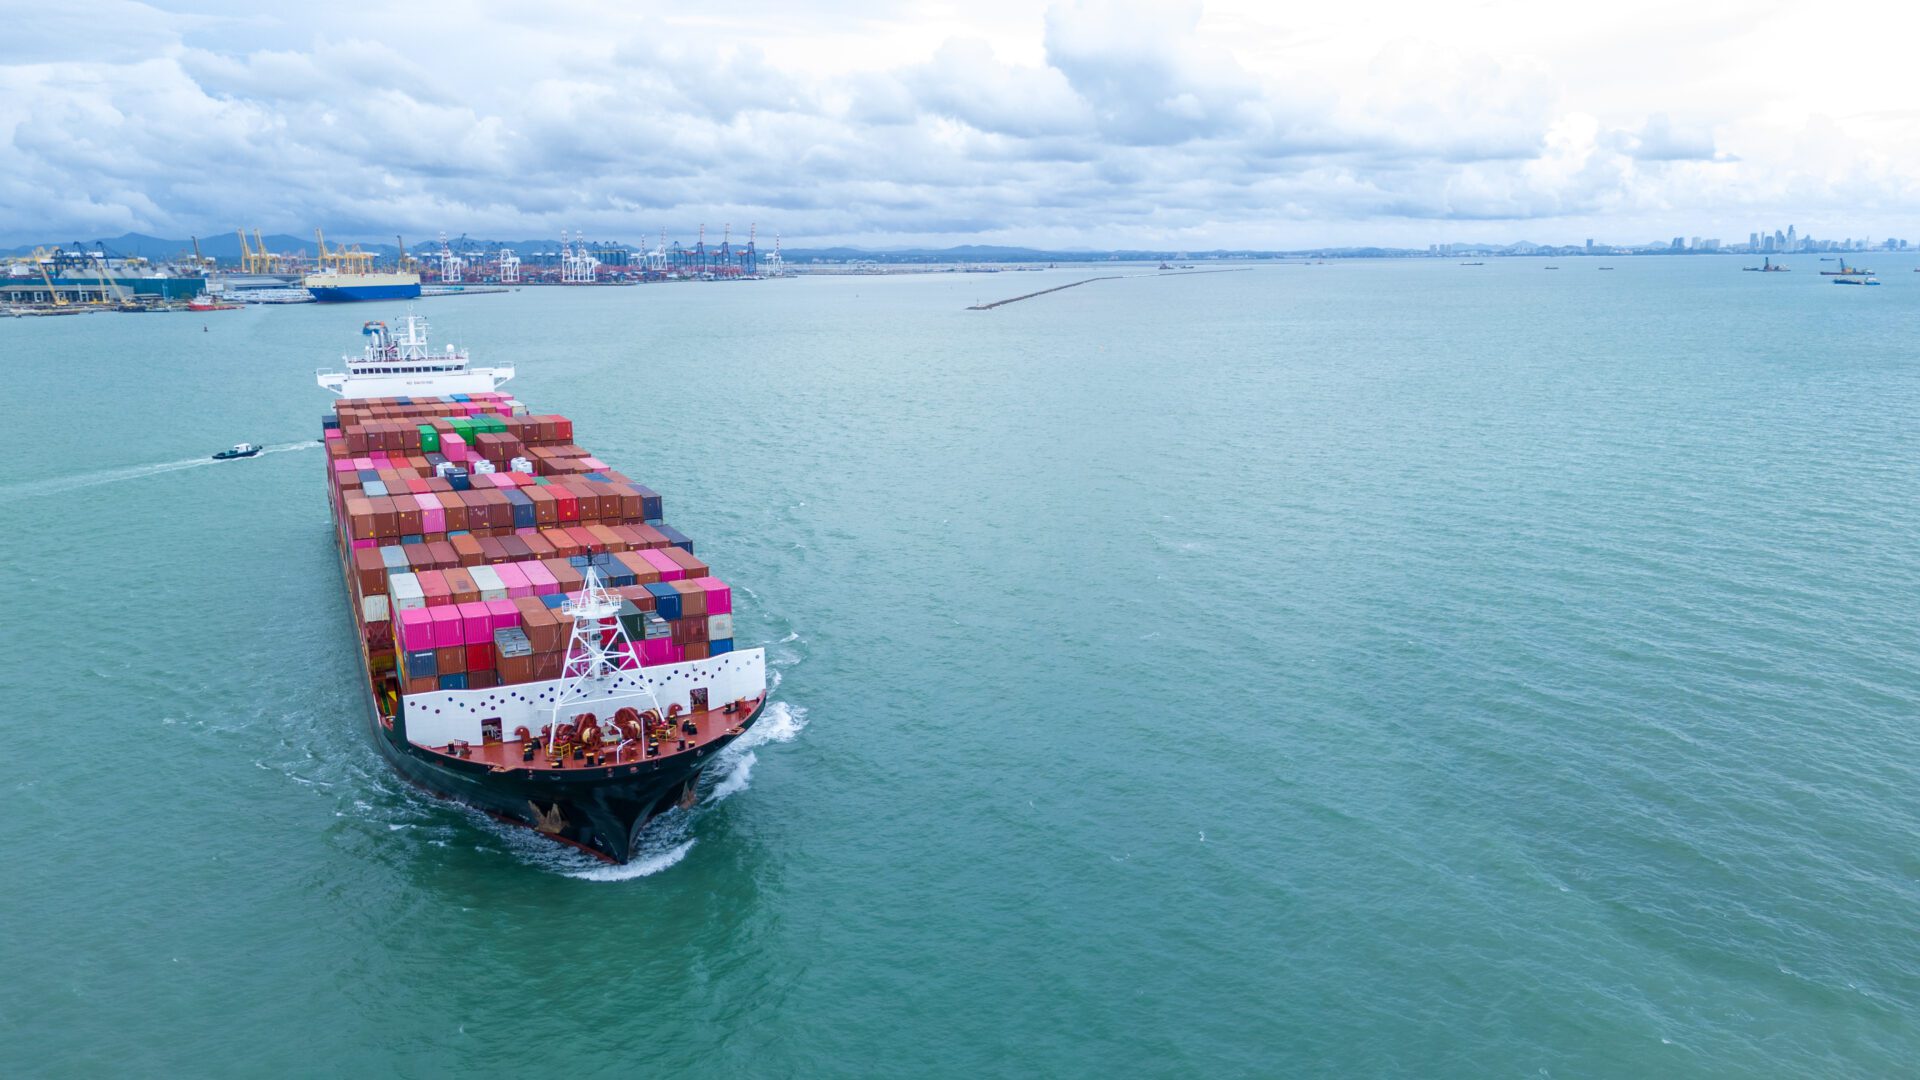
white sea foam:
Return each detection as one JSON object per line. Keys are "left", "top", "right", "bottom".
{"left": 706, "top": 701, "right": 808, "bottom": 803}
{"left": 708, "top": 751, "right": 756, "bottom": 802}
{"left": 566, "top": 839, "right": 696, "bottom": 881}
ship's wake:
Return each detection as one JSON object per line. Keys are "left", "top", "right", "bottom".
{"left": 1, "top": 440, "right": 319, "bottom": 496}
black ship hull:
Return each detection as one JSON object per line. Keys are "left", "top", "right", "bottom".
{"left": 334, "top": 518, "right": 764, "bottom": 863}
{"left": 365, "top": 692, "right": 762, "bottom": 862}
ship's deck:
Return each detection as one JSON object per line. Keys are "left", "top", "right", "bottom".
{"left": 425, "top": 695, "right": 763, "bottom": 772}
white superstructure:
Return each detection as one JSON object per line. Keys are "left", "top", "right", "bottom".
{"left": 316, "top": 310, "right": 514, "bottom": 399}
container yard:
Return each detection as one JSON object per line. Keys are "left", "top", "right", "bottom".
{"left": 3, "top": 225, "right": 780, "bottom": 315}
{"left": 320, "top": 313, "right": 766, "bottom": 862}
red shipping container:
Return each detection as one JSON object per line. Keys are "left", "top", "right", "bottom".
{"left": 449, "top": 534, "right": 485, "bottom": 566}
{"left": 664, "top": 547, "right": 709, "bottom": 579}
{"left": 669, "top": 579, "right": 706, "bottom": 617}
{"left": 628, "top": 524, "right": 670, "bottom": 549}
{"left": 467, "top": 669, "right": 498, "bottom": 690}
{"left": 465, "top": 643, "right": 494, "bottom": 672}
{"left": 615, "top": 551, "right": 659, "bottom": 584}
{"left": 519, "top": 531, "right": 557, "bottom": 560}
{"left": 417, "top": 569, "right": 452, "bottom": 606}
{"left": 353, "top": 547, "right": 385, "bottom": 595}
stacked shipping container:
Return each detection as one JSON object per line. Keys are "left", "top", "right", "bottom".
{"left": 327, "top": 392, "right": 735, "bottom": 694}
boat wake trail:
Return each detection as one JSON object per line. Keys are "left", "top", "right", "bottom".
{"left": 0, "top": 440, "right": 319, "bottom": 497}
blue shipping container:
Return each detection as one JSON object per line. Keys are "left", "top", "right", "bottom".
{"left": 656, "top": 524, "right": 693, "bottom": 554}
{"left": 437, "top": 673, "right": 468, "bottom": 690}
{"left": 709, "top": 638, "right": 733, "bottom": 656}
{"left": 645, "top": 581, "right": 682, "bottom": 620}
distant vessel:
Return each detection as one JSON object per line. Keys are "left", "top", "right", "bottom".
{"left": 213, "top": 442, "right": 262, "bottom": 460}
{"left": 1459, "top": 261, "right": 1484, "bottom": 266}
{"left": 1597, "top": 266, "right": 1615, "bottom": 271}
{"left": 1832, "top": 276, "right": 1880, "bottom": 286}
{"left": 1820, "top": 261, "right": 1872, "bottom": 276}
{"left": 1543, "top": 266, "right": 1559, "bottom": 270}
{"left": 304, "top": 268, "right": 423, "bottom": 303}
{"left": 187, "top": 294, "right": 240, "bottom": 312}
{"left": 1743, "top": 257, "right": 1789, "bottom": 272}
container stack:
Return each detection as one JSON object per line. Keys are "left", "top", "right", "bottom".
{"left": 326, "top": 393, "right": 731, "bottom": 693}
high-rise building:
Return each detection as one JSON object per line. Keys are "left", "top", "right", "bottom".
{"left": 1750, "top": 232, "right": 1760, "bottom": 249}
{"left": 1585, "top": 238, "right": 1594, "bottom": 252}
{"left": 1672, "top": 237, "right": 1686, "bottom": 250}
{"left": 1787, "top": 225, "right": 1797, "bottom": 251}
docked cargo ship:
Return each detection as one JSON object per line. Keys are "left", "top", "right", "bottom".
{"left": 305, "top": 268, "right": 423, "bottom": 303}
{"left": 319, "top": 313, "right": 766, "bottom": 862}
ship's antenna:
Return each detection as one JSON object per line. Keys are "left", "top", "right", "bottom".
{"left": 548, "top": 567, "right": 668, "bottom": 761}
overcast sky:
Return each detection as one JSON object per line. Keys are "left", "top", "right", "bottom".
{"left": 5, "top": 1, "right": 1920, "bottom": 248}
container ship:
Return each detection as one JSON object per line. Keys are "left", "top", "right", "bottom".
{"left": 305, "top": 268, "right": 423, "bottom": 303}
{"left": 319, "top": 313, "right": 766, "bottom": 862}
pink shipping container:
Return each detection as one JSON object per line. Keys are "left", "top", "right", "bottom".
{"left": 637, "top": 548, "right": 684, "bottom": 581}
{"left": 493, "top": 562, "right": 533, "bottom": 598}
{"left": 638, "top": 638, "right": 679, "bottom": 666}
{"left": 693, "top": 577, "right": 732, "bottom": 615}
{"left": 580, "top": 457, "right": 607, "bottom": 470}
{"left": 398, "top": 608, "right": 434, "bottom": 652}
{"left": 415, "top": 493, "right": 446, "bottom": 533}
{"left": 522, "top": 561, "right": 559, "bottom": 594}
{"left": 431, "top": 605, "right": 463, "bottom": 647}
{"left": 485, "top": 597, "right": 521, "bottom": 630}
{"left": 351, "top": 538, "right": 377, "bottom": 550}
{"left": 458, "top": 601, "right": 492, "bottom": 645}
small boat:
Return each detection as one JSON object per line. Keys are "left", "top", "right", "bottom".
{"left": 1821, "top": 262, "right": 1872, "bottom": 276}
{"left": 187, "top": 294, "right": 240, "bottom": 312}
{"left": 1459, "top": 261, "right": 1484, "bottom": 266}
{"left": 1744, "top": 257, "right": 1788, "bottom": 272}
{"left": 213, "top": 443, "right": 263, "bottom": 460}
{"left": 1544, "top": 266, "right": 1559, "bottom": 270}
{"left": 1831, "top": 276, "right": 1879, "bottom": 286}
{"left": 1597, "top": 266, "right": 1615, "bottom": 271}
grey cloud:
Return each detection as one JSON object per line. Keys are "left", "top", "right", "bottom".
{"left": 0, "top": 2, "right": 1803, "bottom": 247}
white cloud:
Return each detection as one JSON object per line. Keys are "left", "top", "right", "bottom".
{"left": 3, "top": 0, "right": 1920, "bottom": 247}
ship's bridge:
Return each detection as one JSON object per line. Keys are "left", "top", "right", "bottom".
{"left": 316, "top": 310, "right": 514, "bottom": 398}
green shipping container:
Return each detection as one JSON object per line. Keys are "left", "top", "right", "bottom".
{"left": 417, "top": 425, "right": 440, "bottom": 453}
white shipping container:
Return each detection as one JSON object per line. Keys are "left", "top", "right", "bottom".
{"left": 390, "top": 572, "right": 426, "bottom": 611}
{"left": 707, "top": 613, "right": 733, "bottom": 640}
{"left": 469, "top": 564, "right": 508, "bottom": 601}
{"left": 361, "top": 593, "right": 390, "bottom": 623}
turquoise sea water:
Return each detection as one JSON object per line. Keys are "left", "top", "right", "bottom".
{"left": 3, "top": 259, "right": 1918, "bottom": 1077}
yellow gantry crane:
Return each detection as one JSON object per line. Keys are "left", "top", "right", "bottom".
{"left": 27, "top": 247, "right": 69, "bottom": 307}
